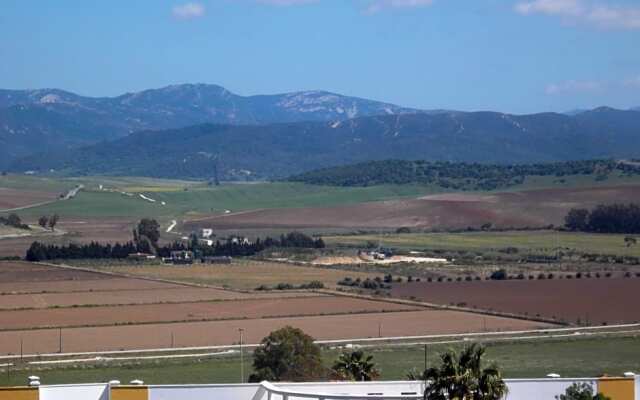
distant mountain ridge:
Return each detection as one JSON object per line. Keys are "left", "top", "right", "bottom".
{"left": 0, "top": 84, "right": 418, "bottom": 168}
{"left": 10, "top": 108, "right": 640, "bottom": 180}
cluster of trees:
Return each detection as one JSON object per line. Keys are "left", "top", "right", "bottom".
{"left": 26, "top": 241, "right": 141, "bottom": 261}
{"left": 249, "top": 326, "right": 380, "bottom": 383}
{"left": 191, "top": 231, "right": 324, "bottom": 258}
{"left": 565, "top": 204, "right": 640, "bottom": 233}
{"left": 255, "top": 281, "right": 325, "bottom": 291}
{"left": 0, "top": 213, "right": 29, "bottom": 230}
{"left": 249, "top": 327, "right": 610, "bottom": 400}
{"left": 25, "top": 218, "right": 325, "bottom": 261}
{"left": 38, "top": 214, "right": 59, "bottom": 231}
{"left": 289, "top": 159, "right": 640, "bottom": 190}
{"left": 337, "top": 275, "right": 397, "bottom": 290}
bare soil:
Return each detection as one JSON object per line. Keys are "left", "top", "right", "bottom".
{"left": 183, "top": 185, "right": 640, "bottom": 230}
{"left": 0, "top": 188, "right": 58, "bottom": 210}
{"left": 391, "top": 278, "right": 640, "bottom": 325}
{"left": 0, "top": 310, "right": 550, "bottom": 355}
{"left": 0, "top": 288, "right": 323, "bottom": 310}
{"left": 0, "top": 296, "right": 418, "bottom": 330}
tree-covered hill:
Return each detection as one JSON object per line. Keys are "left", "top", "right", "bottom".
{"left": 7, "top": 108, "right": 640, "bottom": 180}
{"left": 288, "top": 159, "right": 640, "bottom": 191}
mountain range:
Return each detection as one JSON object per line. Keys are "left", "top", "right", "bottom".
{"left": 2, "top": 83, "right": 640, "bottom": 179}
{"left": 0, "top": 84, "right": 417, "bottom": 168}
{"left": 9, "top": 106, "right": 640, "bottom": 180}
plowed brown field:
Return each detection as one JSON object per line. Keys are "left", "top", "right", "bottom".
{"left": 391, "top": 278, "right": 640, "bottom": 325}
{"left": 0, "top": 296, "right": 418, "bottom": 330}
{"left": 0, "top": 288, "right": 323, "bottom": 310}
{"left": 0, "top": 261, "right": 555, "bottom": 355}
{"left": 183, "top": 185, "right": 640, "bottom": 230}
{"left": 0, "top": 310, "right": 550, "bottom": 355}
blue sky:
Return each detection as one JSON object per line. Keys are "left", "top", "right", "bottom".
{"left": 0, "top": 0, "right": 639, "bottom": 114}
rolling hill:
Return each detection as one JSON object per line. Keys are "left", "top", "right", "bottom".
{"left": 9, "top": 108, "right": 640, "bottom": 180}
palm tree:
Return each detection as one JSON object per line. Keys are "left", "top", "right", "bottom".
{"left": 331, "top": 350, "right": 380, "bottom": 381}
{"left": 422, "top": 344, "right": 507, "bottom": 400}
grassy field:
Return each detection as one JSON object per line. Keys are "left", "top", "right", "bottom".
{"left": 1, "top": 335, "right": 638, "bottom": 386}
{"left": 324, "top": 231, "right": 640, "bottom": 257}
{"left": 4, "top": 182, "right": 441, "bottom": 219}
{"left": 5, "top": 172, "right": 640, "bottom": 220}
{"left": 76, "top": 259, "right": 378, "bottom": 290}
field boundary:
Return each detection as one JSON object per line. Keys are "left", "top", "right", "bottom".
{"left": 1, "top": 323, "right": 638, "bottom": 363}
{"left": 319, "top": 289, "right": 565, "bottom": 326}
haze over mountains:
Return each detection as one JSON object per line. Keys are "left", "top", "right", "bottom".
{"left": 2, "top": 83, "right": 640, "bottom": 179}
{"left": 0, "top": 84, "right": 417, "bottom": 168}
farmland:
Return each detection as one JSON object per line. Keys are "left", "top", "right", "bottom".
{"left": 186, "top": 185, "right": 640, "bottom": 230}
{"left": 391, "top": 278, "right": 640, "bottom": 325}
{"left": 1, "top": 334, "right": 639, "bottom": 386}
{"left": 0, "top": 261, "right": 548, "bottom": 355}
{"left": 323, "top": 230, "right": 640, "bottom": 258}
{"left": 79, "top": 259, "right": 379, "bottom": 290}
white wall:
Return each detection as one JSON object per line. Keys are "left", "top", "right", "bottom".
{"left": 149, "top": 384, "right": 262, "bottom": 400}
{"left": 39, "top": 384, "right": 109, "bottom": 400}
{"left": 635, "top": 375, "right": 639, "bottom": 400}
{"left": 504, "top": 379, "right": 597, "bottom": 400}
{"left": 278, "top": 381, "right": 424, "bottom": 397}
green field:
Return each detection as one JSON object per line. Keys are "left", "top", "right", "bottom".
{"left": 1, "top": 336, "right": 638, "bottom": 386}
{"left": 5, "top": 182, "right": 441, "bottom": 219}
{"left": 324, "top": 231, "right": 640, "bottom": 257}
{"left": 5, "top": 171, "right": 640, "bottom": 220}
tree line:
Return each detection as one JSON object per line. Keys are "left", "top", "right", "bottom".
{"left": 288, "top": 159, "right": 640, "bottom": 190}
{"left": 25, "top": 218, "right": 324, "bottom": 261}
{"left": 565, "top": 203, "right": 640, "bottom": 233}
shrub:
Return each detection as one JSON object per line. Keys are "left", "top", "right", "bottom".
{"left": 490, "top": 269, "right": 508, "bottom": 281}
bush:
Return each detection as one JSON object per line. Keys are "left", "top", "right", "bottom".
{"left": 490, "top": 269, "right": 508, "bottom": 281}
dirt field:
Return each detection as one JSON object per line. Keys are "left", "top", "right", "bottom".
{"left": 0, "top": 188, "right": 58, "bottom": 210}
{"left": 90, "top": 260, "right": 378, "bottom": 290}
{"left": 0, "top": 296, "right": 419, "bottom": 330}
{"left": 0, "top": 287, "right": 323, "bottom": 310}
{"left": 391, "top": 278, "right": 640, "bottom": 325}
{"left": 0, "top": 261, "right": 556, "bottom": 355}
{"left": 0, "top": 217, "right": 136, "bottom": 257}
{"left": 183, "top": 185, "right": 640, "bottom": 230}
{"left": 0, "top": 310, "right": 550, "bottom": 355}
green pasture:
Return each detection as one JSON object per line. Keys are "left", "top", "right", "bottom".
{"left": 1, "top": 335, "right": 638, "bottom": 386}
{"left": 3, "top": 182, "right": 440, "bottom": 219}
{"left": 323, "top": 231, "right": 640, "bottom": 257}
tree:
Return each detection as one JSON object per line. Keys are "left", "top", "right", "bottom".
{"left": 249, "top": 326, "right": 325, "bottom": 382}
{"left": 48, "top": 214, "right": 59, "bottom": 231}
{"left": 38, "top": 216, "right": 49, "bottom": 229}
{"left": 6, "top": 214, "right": 22, "bottom": 228}
{"left": 332, "top": 350, "right": 380, "bottom": 381}
{"left": 556, "top": 383, "right": 610, "bottom": 400}
{"left": 422, "top": 344, "right": 508, "bottom": 400}
{"left": 135, "top": 218, "right": 160, "bottom": 249}
{"left": 565, "top": 208, "right": 589, "bottom": 231}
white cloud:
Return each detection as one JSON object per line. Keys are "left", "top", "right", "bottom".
{"left": 515, "top": 0, "right": 640, "bottom": 30}
{"left": 365, "top": 0, "right": 434, "bottom": 14}
{"left": 545, "top": 80, "right": 604, "bottom": 95}
{"left": 624, "top": 75, "right": 640, "bottom": 88}
{"left": 172, "top": 2, "right": 206, "bottom": 20}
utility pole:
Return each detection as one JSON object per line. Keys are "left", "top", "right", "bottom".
{"left": 424, "top": 344, "right": 428, "bottom": 372}
{"left": 20, "top": 338, "right": 23, "bottom": 361}
{"left": 378, "top": 322, "right": 382, "bottom": 338}
{"left": 239, "top": 328, "right": 245, "bottom": 383}
{"left": 171, "top": 332, "right": 175, "bottom": 348}
{"left": 58, "top": 328, "right": 63, "bottom": 353}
